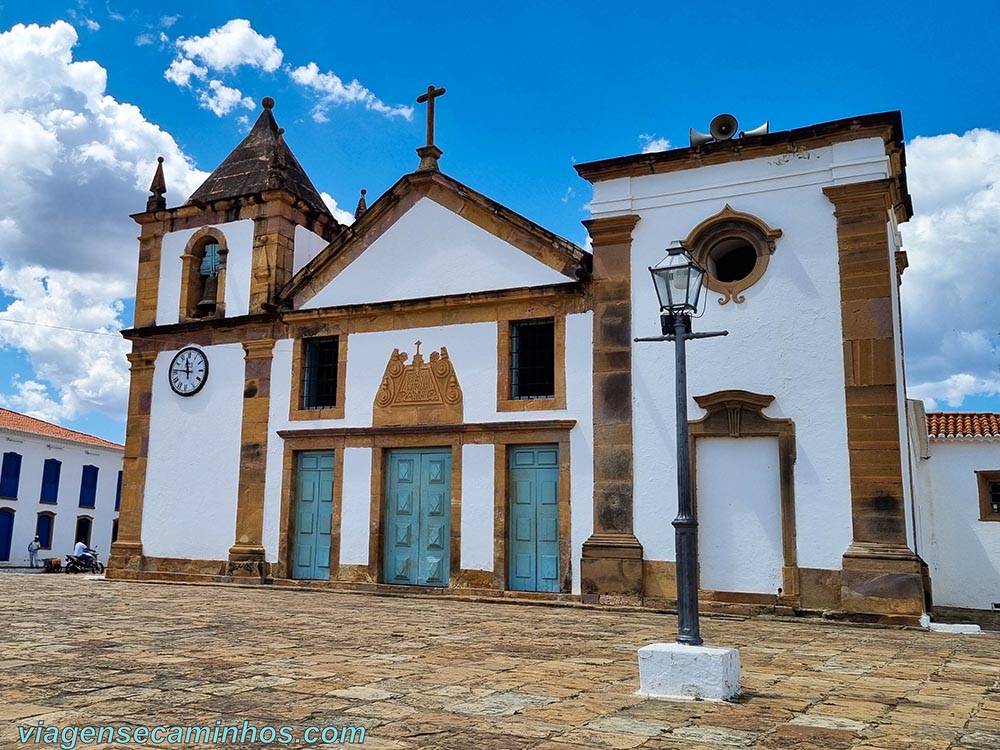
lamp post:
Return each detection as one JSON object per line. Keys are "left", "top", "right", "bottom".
{"left": 635, "top": 246, "right": 728, "bottom": 647}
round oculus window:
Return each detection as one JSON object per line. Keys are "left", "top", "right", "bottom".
{"left": 708, "top": 238, "right": 758, "bottom": 283}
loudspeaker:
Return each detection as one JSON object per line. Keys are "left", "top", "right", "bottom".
{"left": 709, "top": 114, "right": 739, "bottom": 140}
{"left": 689, "top": 128, "right": 713, "bottom": 148}
{"left": 740, "top": 121, "right": 769, "bottom": 138}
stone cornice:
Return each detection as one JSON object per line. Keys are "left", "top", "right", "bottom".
{"left": 582, "top": 214, "right": 640, "bottom": 247}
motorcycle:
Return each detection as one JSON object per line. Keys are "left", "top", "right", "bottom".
{"left": 64, "top": 547, "right": 105, "bottom": 574}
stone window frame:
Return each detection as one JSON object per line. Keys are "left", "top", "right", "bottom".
{"left": 683, "top": 204, "right": 783, "bottom": 305}
{"left": 74, "top": 514, "right": 94, "bottom": 547}
{"left": 688, "top": 389, "right": 799, "bottom": 601}
{"left": 496, "top": 313, "right": 566, "bottom": 412}
{"left": 975, "top": 470, "right": 1000, "bottom": 522}
{"left": 179, "top": 227, "right": 229, "bottom": 321}
{"left": 288, "top": 323, "right": 348, "bottom": 421}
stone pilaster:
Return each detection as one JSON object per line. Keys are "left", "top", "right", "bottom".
{"left": 107, "top": 350, "right": 158, "bottom": 576}
{"left": 227, "top": 339, "right": 275, "bottom": 579}
{"left": 132, "top": 218, "right": 163, "bottom": 328}
{"left": 580, "top": 214, "right": 644, "bottom": 604}
{"left": 250, "top": 199, "right": 297, "bottom": 313}
{"left": 824, "top": 179, "right": 924, "bottom": 620}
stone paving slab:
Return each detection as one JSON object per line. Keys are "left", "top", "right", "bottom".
{"left": 1, "top": 575, "right": 998, "bottom": 749}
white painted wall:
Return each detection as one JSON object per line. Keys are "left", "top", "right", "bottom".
{"left": 156, "top": 220, "right": 254, "bottom": 325}
{"left": 301, "top": 198, "right": 569, "bottom": 309}
{"left": 461, "top": 444, "right": 495, "bottom": 571}
{"left": 294, "top": 225, "right": 328, "bottom": 274}
{"left": 268, "top": 311, "right": 594, "bottom": 591}
{"left": 142, "top": 343, "right": 245, "bottom": 560}
{"left": 0, "top": 431, "right": 121, "bottom": 565}
{"left": 607, "top": 138, "right": 897, "bottom": 576}
{"left": 915, "top": 439, "right": 1000, "bottom": 609}
{"left": 697, "top": 437, "right": 783, "bottom": 593}
{"left": 340, "top": 447, "right": 372, "bottom": 566}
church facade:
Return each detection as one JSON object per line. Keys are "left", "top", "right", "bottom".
{"left": 109, "top": 99, "right": 945, "bottom": 623}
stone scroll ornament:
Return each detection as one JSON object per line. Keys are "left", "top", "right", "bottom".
{"left": 373, "top": 341, "right": 463, "bottom": 426}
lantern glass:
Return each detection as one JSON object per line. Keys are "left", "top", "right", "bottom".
{"left": 649, "top": 249, "right": 705, "bottom": 314}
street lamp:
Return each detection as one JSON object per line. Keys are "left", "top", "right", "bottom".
{"left": 636, "top": 245, "right": 728, "bottom": 647}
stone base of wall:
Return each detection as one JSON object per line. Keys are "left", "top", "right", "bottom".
{"left": 580, "top": 533, "right": 644, "bottom": 605}
{"left": 840, "top": 544, "right": 925, "bottom": 620}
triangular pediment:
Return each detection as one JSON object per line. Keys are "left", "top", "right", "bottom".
{"left": 281, "top": 171, "right": 589, "bottom": 310}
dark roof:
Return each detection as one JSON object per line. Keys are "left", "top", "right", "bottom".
{"left": 926, "top": 412, "right": 1000, "bottom": 439}
{"left": 186, "top": 101, "right": 331, "bottom": 217}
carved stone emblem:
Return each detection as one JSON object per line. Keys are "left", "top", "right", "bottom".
{"left": 373, "top": 341, "right": 463, "bottom": 426}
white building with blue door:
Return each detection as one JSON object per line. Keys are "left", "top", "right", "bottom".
{"left": 109, "top": 101, "right": 976, "bottom": 624}
{"left": 0, "top": 408, "right": 123, "bottom": 566}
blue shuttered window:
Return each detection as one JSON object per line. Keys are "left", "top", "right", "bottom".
{"left": 40, "top": 459, "right": 61, "bottom": 504}
{"left": 115, "top": 470, "right": 122, "bottom": 511}
{"left": 0, "top": 452, "right": 21, "bottom": 498}
{"left": 79, "top": 465, "right": 98, "bottom": 508}
{"left": 36, "top": 512, "right": 54, "bottom": 549}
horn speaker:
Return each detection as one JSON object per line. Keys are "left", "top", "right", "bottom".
{"left": 689, "top": 128, "right": 713, "bottom": 148}
{"left": 709, "top": 114, "right": 739, "bottom": 141}
{"left": 740, "top": 121, "right": 769, "bottom": 138}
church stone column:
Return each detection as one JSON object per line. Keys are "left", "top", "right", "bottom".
{"left": 824, "top": 179, "right": 924, "bottom": 620}
{"left": 107, "top": 350, "right": 158, "bottom": 577}
{"left": 580, "top": 214, "right": 644, "bottom": 605}
{"left": 227, "top": 338, "right": 276, "bottom": 578}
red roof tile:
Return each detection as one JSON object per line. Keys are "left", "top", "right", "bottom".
{"left": 0, "top": 408, "right": 124, "bottom": 450}
{"left": 925, "top": 412, "right": 1000, "bottom": 439}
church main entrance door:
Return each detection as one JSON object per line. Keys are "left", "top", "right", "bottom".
{"left": 508, "top": 445, "right": 560, "bottom": 592}
{"left": 383, "top": 448, "right": 451, "bottom": 587}
{"left": 292, "top": 451, "right": 334, "bottom": 580}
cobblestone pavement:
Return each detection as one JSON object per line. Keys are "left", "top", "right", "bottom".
{"left": 2, "top": 575, "right": 999, "bottom": 749}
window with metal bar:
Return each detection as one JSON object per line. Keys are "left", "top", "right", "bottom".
{"left": 991, "top": 482, "right": 1000, "bottom": 516}
{"left": 302, "top": 337, "right": 339, "bottom": 409}
{"left": 510, "top": 319, "right": 555, "bottom": 400}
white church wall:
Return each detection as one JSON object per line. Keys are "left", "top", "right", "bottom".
{"left": 293, "top": 225, "right": 328, "bottom": 274}
{"left": 156, "top": 220, "right": 255, "bottom": 325}
{"left": 461, "top": 444, "right": 494, "bottom": 571}
{"left": 142, "top": 344, "right": 245, "bottom": 560}
{"left": 697, "top": 437, "right": 784, "bottom": 594}
{"left": 301, "top": 198, "right": 570, "bottom": 309}
{"left": 612, "top": 140, "right": 897, "bottom": 575}
{"left": 340, "top": 447, "right": 373, "bottom": 566}
{"left": 917, "top": 440, "right": 1000, "bottom": 610}
{"left": 0, "top": 432, "right": 121, "bottom": 565}
{"left": 268, "top": 310, "right": 594, "bottom": 590}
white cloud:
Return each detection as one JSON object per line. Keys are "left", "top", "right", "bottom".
{"left": 106, "top": 3, "right": 125, "bottom": 22}
{"left": 159, "top": 15, "right": 180, "bottom": 29}
{"left": 290, "top": 62, "right": 413, "bottom": 122}
{"left": 198, "top": 80, "right": 254, "bottom": 117}
{"left": 135, "top": 33, "right": 154, "bottom": 46}
{"left": 164, "top": 57, "right": 206, "bottom": 87}
{"left": 901, "top": 129, "right": 1000, "bottom": 410}
{"left": 175, "top": 18, "right": 282, "bottom": 73}
{"left": 0, "top": 21, "right": 206, "bottom": 424}
{"left": 83, "top": 19, "right": 100, "bottom": 32}
{"left": 320, "top": 192, "right": 356, "bottom": 226}
{"left": 639, "top": 134, "right": 671, "bottom": 153}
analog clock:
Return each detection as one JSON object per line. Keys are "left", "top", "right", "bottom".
{"left": 168, "top": 347, "right": 209, "bottom": 397}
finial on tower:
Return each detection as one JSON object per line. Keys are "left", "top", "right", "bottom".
{"left": 415, "top": 84, "right": 446, "bottom": 171}
{"left": 146, "top": 156, "right": 166, "bottom": 212}
{"left": 262, "top": 96, "right": 275, "bottom": 110}
{"left": 355, "top": 188, "right": 368, "bottom": 220}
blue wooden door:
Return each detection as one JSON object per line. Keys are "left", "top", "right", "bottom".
{"left": 384, "top": 449, "right": 451, "bottom": 587}
{"left": 292, "top": 451, "right": 334, "bottom": 580}
{"left": 0, "top": 509, "right": 13, "bottom": 562}
{"left": 509, "top": 445, "right": 560, "bottom": 592}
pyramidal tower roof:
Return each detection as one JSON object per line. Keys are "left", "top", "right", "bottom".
{"left": 186, "top": 97, "right": 331, "bottom": 217}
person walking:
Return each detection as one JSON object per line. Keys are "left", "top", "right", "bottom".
{"left": 28, "top": 536, "right": 40, "bottom": 568}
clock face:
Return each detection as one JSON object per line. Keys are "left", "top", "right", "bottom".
{"left": 168, "top": 347, "right": 209, "bottom": 397}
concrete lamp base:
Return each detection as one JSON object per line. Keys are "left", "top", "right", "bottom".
{"left": 637, "top": 642, "right": 741, "bottom": 701}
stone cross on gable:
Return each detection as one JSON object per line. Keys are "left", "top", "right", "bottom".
{"left": 417, "top": 85, "right": 446, "bottom": 147}
{"left": 415, "top": 85, "right": 446, "bottom": 172}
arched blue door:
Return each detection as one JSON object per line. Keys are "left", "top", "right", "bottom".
{"left": 0, "top": 508, "right": 14, "bottom": 562}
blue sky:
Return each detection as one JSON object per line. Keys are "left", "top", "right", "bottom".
{"left": 0, "top": 1, "right": 998, "bottom": 442}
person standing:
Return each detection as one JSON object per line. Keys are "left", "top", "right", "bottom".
{"left": 28, "top": 536, "right": 40, "bottom": 568}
